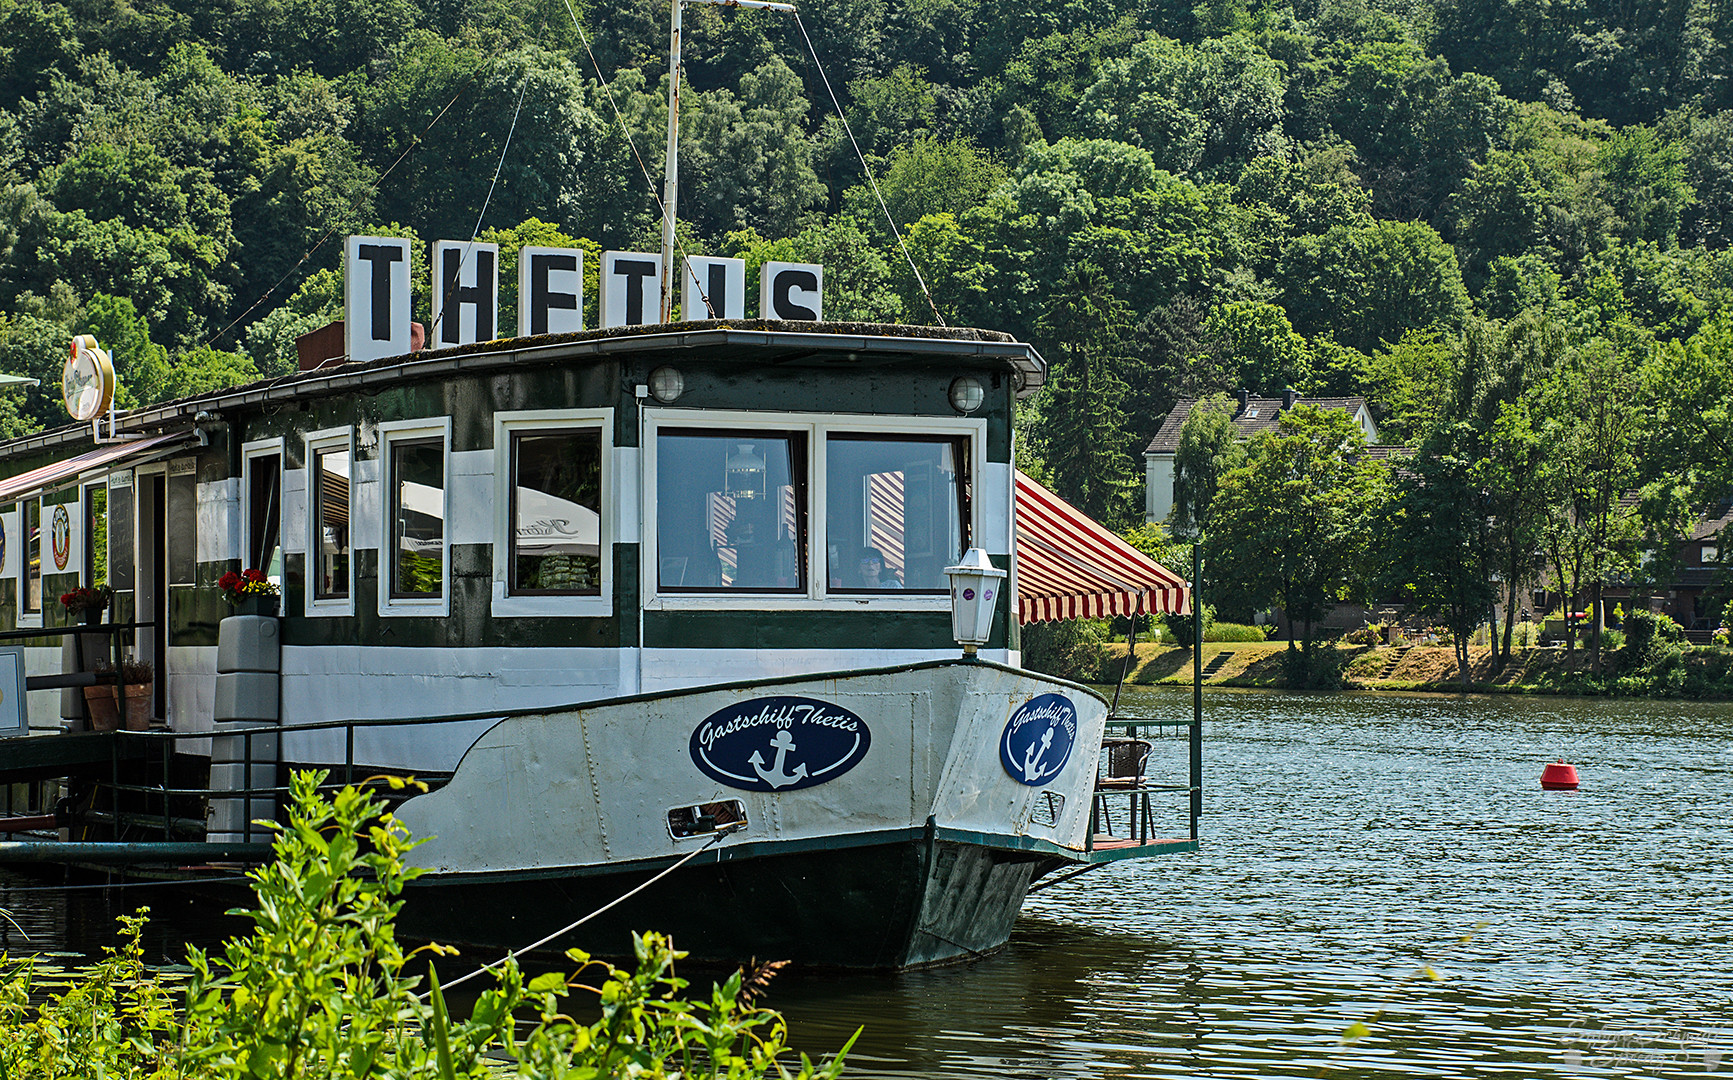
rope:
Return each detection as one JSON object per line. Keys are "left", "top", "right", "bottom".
{"left": 428, "top": 68, "right": 533, "bottom": 342}
{"left": 791, "top": 9, "right": 946, "bottom": 327}
{"left": 431, "top": 824, "right": 740, "bottom": 995}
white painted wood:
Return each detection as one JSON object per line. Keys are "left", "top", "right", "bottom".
{"left": 344, "top": 236, "right": 412, "bottom": 362}
{"left": 196, "top": 478, "right": 240, "bottom": 564}
{"left": 447, "top": 449, "right": 493, "bottom": 548}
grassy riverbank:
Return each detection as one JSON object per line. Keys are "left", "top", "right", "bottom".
{"left": 1097, "top": 641, "right": 1733, "bottom": 698}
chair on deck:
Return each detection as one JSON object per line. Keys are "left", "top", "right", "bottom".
{"left": 1093, "top": 737, "right": 1153, "bottom": 840}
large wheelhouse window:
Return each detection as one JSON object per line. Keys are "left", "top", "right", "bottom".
{"left": 656, "top": 429, "right": 806, "bottom": 592}
{"left": 826, "top": 435, "right": 968, "bottom": 592}
{"left": 511, "top": 430, "right": 603, "bottom": 595}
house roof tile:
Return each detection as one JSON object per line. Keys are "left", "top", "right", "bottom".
{"left": 1144, "top": 396, "right": 1372, "bottom": 455}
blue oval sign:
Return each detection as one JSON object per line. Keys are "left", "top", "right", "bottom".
{"left": 690, "top": 696, "right": 871, "bottom": 792}
{"left": 1000, "top": 693, "right": 1078, "bottom": 786}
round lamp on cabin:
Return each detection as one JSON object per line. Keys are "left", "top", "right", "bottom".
{"left": 948, "top": 375, "right": 985, "bottom": 414}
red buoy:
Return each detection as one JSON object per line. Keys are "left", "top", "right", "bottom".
{"left": 1541, "top": 760, "right": 1580, "bottom": 790}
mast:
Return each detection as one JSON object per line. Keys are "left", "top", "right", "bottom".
{"left": 658, "top": 0, "right": 798, "bottom": 325}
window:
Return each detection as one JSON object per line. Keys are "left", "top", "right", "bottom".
{"left": 510, "top": 430, "right": 602, "bottom": 595}
{"left": 825, "top": 435, "right": 968, "bottom": 592}
{"left": 656, "top": 429, "right": 805, "bottom": 592}
{"left": 311, "top": 439, "right": 352, "bottom": 605}
{"left": 387, "top": 436, "right": 446, "bottom": 600}
{"left": 244, "top": 446, "right": 283, "bottom": 586}
{"left": 84, "top": 485, "right": 108, "bottom": 590}
{"left": 23, "top": 499, "right": 40, "bottom": 616}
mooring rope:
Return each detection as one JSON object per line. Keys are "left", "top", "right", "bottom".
{"left": 431, "top": 823, "right": 741, "bottom": 995}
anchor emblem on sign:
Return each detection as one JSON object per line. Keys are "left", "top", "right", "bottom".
{"left": 1021, "top": 726, "right": 1056, "bottom": 782}
{"left": 748, "top": 730, "right": 809, "bottom": 789}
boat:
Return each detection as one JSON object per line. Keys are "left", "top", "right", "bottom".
{"left": 0, "top": 6, "right": 1200, "bottom": 969}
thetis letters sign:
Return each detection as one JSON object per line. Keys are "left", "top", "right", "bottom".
{"left": 690, "top": 696, "right": 871, "bottom": 792}
{"left": 999, "top": 693, "right": 1078, "bottom": 787}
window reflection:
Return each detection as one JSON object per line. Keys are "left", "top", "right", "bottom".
{"left": 23, "top": 499, "right": 39, "bottom": 614}
{"left": 247, "top": 456, "right": 282, "bottom": 586}
{"left": 657, "top": 430, "right": 804, "bottom": 591}
{"left": 389, "top": 438, "right": 444, "bottom": 599}
{"left": 511, "top": 430, "right": 603, "bottom": 595}
{"left": 314, "top": 446, "right": 350, "bottom": 601}
{"left": 827, "top": 436, "right": 967, "bottom": 592}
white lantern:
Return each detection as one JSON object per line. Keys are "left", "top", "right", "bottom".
{"left": 944, "top": 548, "right": 1008, "bottom": 656}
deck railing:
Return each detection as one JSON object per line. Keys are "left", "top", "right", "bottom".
{"left": 1085, "top": 715, "right": 1202, "bottom": 851}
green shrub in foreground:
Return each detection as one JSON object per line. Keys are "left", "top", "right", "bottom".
{"left": 0, "top": 771, "right": 853, "bottom": 1079}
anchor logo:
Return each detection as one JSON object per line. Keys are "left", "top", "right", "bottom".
{"left": 689, "top": 695, "right": 872, "bottom": 792}
{"left": 999, "top": 693, "right": 1078, "bottom": 787}
{"left": 748, "top": 729, "right": 809, "bottom": 789}
{"left": 1021, "top": 726, "right": 1056, "bottom": 782}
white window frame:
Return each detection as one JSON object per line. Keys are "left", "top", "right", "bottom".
{"left": 492, "top": 409, "right": 614, "bottom": 618}
{"left": 242, "top": 438, "right": 285, "bottom": 580}
{"left": 304, "top": 427, "right": 356, "bottom": 617}
{"left": 378, "top": 418, "right": 453, "bottom": 618}
{"left": 14, "top": 499, "right": 39, "bottom": 629}
{"left": 80, "top": 479, "right": 109, "bottom": 589}
{"left": 641, "top": 408, "right": 985, "bottom": 611}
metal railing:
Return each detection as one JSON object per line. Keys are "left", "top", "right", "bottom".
{"left": 99, "top": 710, "right": 501, "bottom": 844}
{"left": 0, "top": 619, "right": 157, "bottom": 725}
{"left": 1084, "top": 715, "right": 1202, "bottom": 851}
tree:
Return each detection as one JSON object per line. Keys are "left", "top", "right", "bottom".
{"left": 1209, "top": 406, "right": 1386, "bottom": 669}
{"left": 1033, "top": 264, "right": 1138, "bottom": 526}
{"left": 1168, "top": 395, "right": 1245, "bottom": 536}
{"left": 1277, "top": 219, "right": 1472, "bottom": 353}
{"left": 1384, "top": 422, "right": 1499, "bottom": 687}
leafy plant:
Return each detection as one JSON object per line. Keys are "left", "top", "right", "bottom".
{"left": 0, "top": 772, "right": 855, "bottom": 1079}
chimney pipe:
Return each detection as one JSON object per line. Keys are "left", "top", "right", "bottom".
{"left": 1282, "top": 387, "right": 1297, "bottom": 410}
{"left": 1237, "top": 388, "right": 1250, "bottom": 412}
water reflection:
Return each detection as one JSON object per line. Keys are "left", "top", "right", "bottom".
{"left": 6, "top": 689, "right": 1733, "bottom": 1078}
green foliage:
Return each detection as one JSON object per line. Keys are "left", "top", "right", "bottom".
{"left": 1208, "top": 406, "right": 1386, "bottom": 656}
{"left": 1020, "top": 617, "right": 1115, "bottom": 680}
{"left": 1169, "top": 396, "right": 1245, "bottom": 535}
{"left": 0, "top": 772, "right": 854, "bottom": 1079}
{"left": 1163, "top": 602, "right": 1213, "bottom": 648}
{"left": 1206, "top": 621, "right": 1268, "bottom": 642}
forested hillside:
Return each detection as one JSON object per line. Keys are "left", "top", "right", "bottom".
{"left": 2, "top": 0, "right": 1732, "bottom": 535}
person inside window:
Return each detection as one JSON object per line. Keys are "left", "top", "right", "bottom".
{"left": 858, "top": 546, "right": 902, "bottom": 589}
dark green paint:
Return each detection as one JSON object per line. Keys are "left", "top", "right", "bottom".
{"left": 398, "top": 836, "right": 1038, "bottom": 971}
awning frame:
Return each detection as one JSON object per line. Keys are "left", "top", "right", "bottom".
{"left": 1014, "top": 471, "right": 1191, "bottom": 624}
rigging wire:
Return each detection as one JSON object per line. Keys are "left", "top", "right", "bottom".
{"left": 428, "top": 68, "right": 533, "bottom": 342}
{"left": 198, "top": 66, "right": 491, "bottom": 354}
{"left": 430, "top": 824, "right": 739, "bottom": 996}
{"left": 791, "top": 9, "right": 947, "bottom": 327}
{"left": 561, "top": 0, "right": 718, "bottom": 316}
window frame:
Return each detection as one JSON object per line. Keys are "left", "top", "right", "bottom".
{"left": 242, "top": 438, "right": 285, "bottom": 586}
{"left": 378, "top": 418, "right": 452, "bottom": 618}
{"left": 491, "top": 409, "right": 614, "bottom": 619}
{"left": 18, "top": 497, "right": 42, "bottom": 627}
{"left": 81, "top": 480, "right": 109, "bottom": 591}
{"left": 303, "top": 427, "right": 356, "bottom": 617}
{"left": 642, "top": 409, "right": 985, "bottom": 611}
{"left": 823, "top": 431, "right": 972, "bottom": 596}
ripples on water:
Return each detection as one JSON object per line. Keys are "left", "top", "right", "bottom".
{"left": 770, "top": 690, "right": 1733, "bottom": 1078}
{"left": 4, "top": 690, "right": 1732, "bottom": 1078}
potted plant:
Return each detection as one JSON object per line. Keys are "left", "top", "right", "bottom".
{"left": 59, "top": 585, "right": 112, "bottom": 625}
{"left": 84, "top": 661, "right": 121, "bottom": 731}
{"left": 118, "top": 657, "right": 154, "bottom": 731}
{"left": 217, "top": 569, "right": 281, "bottom": 616}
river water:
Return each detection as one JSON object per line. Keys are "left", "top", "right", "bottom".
{"left": 4, "top": 688, "right": 1731, "bottom": 1077}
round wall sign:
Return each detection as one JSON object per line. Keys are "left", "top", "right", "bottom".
{"left": 690, "top": 696, "right": 871, "bottom": 792}
{"left": 999, "top": 693, "right": 1079, "bottom": 787}
{"left": 50, "top": 504, "right": 71, "bottom": 571}
{"left": 63, "top": 335, "right": 115, "bottom": 422}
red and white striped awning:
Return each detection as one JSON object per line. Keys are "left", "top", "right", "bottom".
{"left": 1014, "top": 470, "right": 1190, "bottom": 624}
{"left": 0, "top": 433, "right": 189, "bottom": 506}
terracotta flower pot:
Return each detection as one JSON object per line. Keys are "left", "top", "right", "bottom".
{"left": 83, "top": 686, "right": 120, "bottom": 731}
{"left": 122, "top": 683, "right": 153, "bottom": 731}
